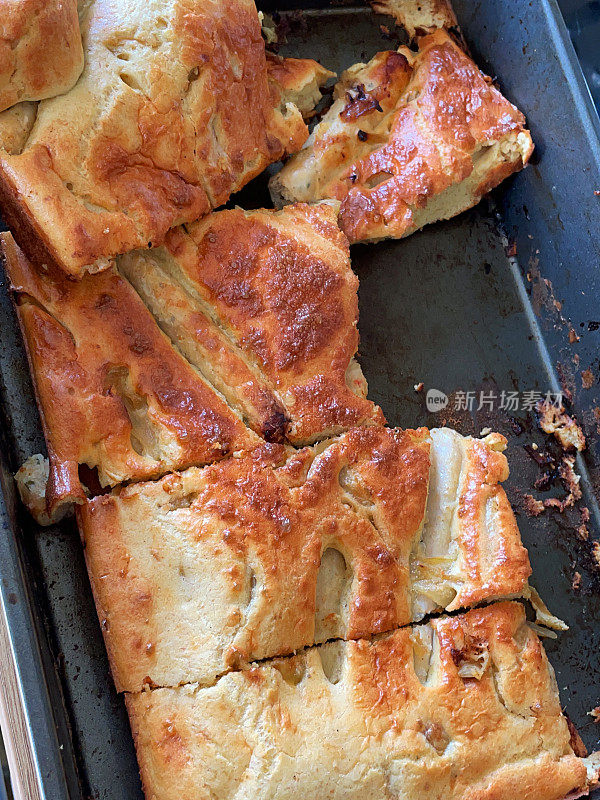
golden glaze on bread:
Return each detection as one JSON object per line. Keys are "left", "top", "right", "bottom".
{"left": 0, "top": 0, "right": 329, "bottom": 277}
{"left": 3, "top": 203, "right": 382, "bottom": 517}
{"left": 270, "top": 30, "right": 534, "bottom": 242}
{"left": 1, "top": 233, "right": 257, "bottom": 517}
{"left": 125, "top": 602, "right": 589, "bottom": 800}
{"left": 78, "top": 427, "right": 530, "bottom": 691}
{"left": 0, "top": 0, "right": 83, "bottom": 112}
{"left": 119, "top": 203, "right": 383, "bottom": 445}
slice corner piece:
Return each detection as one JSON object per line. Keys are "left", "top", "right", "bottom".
{"left": 125, "top": 601, "right": 591, "bottom": 800}
{"left": 270, "top": 29, "right": 533, "bottom": 243}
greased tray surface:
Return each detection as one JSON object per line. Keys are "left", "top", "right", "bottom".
{"left": 1, "top": 1, "right": 600, "bottom": 798}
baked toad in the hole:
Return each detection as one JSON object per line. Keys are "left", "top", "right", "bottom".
{"left": 270, "top": 30, "right": 533, "bottom": 243}
{"left": 125, "top": 602, "right": 595, "bottom": 800}
{"left": 3, "top": 204, "right": 381, "bottom": 519}
{"left": 0, "top": 0, "right": 330, "bottom": 277}
{"left": 79, "top": 426, "right": 531, "bottom": 691}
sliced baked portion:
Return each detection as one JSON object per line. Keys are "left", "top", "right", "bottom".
{"left": 118, "top": 203, "right": 382, "bottom": 445}
{"left": 3, "top": 203, "right": 382, "bottom": 518}
{"left": 78, "top": 426, "right": 531, "bottom": 691}
{"left": 126, "top": 602, "right": 594, "bottom": 800}
{"left": 0, "top": 0, "right": 329, "bottom": 277}
{"left": 270, "top": 30, "right": 533, "bottom": 243}
{"left": 1, "top": 233, "right": 257, "bottom": 518}
{"left": 369, "top": 0, "right": 458, "bottom": 39}
{"left": 0, "top": 0, "right": 83, "bottom": 112}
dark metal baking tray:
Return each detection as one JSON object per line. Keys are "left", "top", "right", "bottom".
{"left": 1, "top": 0, "right": 599, "bottom": 797}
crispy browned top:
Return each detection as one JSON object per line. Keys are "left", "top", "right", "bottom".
{"left": 0, "top": 0, "right": 326, "bottom": 276}
{"left": 125, "top": 602, "right": 589, "bottom": 800}
{"left": 1, "top": 233, "right": 256, "bottom": 516}
{"left": 79, "top": 427, "right": 430, "bottom": 690}
{"left": 271, "top": 30, "right": 533, "bottom": 242}
{"left": 117, "top": 203, "right": 382, "bottom": 445}
{"left": 79, "top": 426, "right": 531, "bottom": 692}
{"left": 0, "top": 0, "right": 83, "bottom": 112}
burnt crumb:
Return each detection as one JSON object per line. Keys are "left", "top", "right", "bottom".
{"left": 588, "top": 321, "right": 600, "bottom": 331}
{"left": 556, "top": 363, "right": 575, "bottom": 404}
{"left": 357, "top": 129, "right": 368, "bottom": 142}
{"left": 533, "top": 471, "right": 553, "bottom": 492}
{"left": 524, "top": 442, "right": 555, "bottom": 469}
{"left": 536, "top": 399, "right": 586, "bottom": 452}
{"left": 349, "top": 173, "right": 357, "bottom": 184}
{"left": 341, "top": 84, "right": 383, "bottom": 121}
{"left": 577, "top": 507, "right": 590, "bottom": 541}
{"left": 572, "top": 571, "right": 582, "bottom": 591}
{"left": 523, "top": 493, "right": 544, "bottom": 517}
{"left": 591, "top": 541, "right": 600, "bottom": 570}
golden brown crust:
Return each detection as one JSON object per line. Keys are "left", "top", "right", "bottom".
{"left": 267, "top": 54, "right": 334, "bottom": 118}
{"left": 271, "top": 30, "right": 534, "bottom": 243}
{"left": 125, "top": 603, "right": 589, "bottom": 800}
{"left": 0, "top": 0, "right": 315, "bottom": 277}
{"left": 120, "top": 203, "right": 382, "bottom": 445}
{"left": 0, "top": 0, "right": 83, "bottom": 112}
{"left": 78, "top": 427, "right": 530, "bottom": 692}
{"left": 369, "top": 0, "right": 458, "bottom": 39}
{"left": 1, "top": 232, "right": 257, "bottom": 517}
{"left": 0, "top": 101, "right": 37, "bottom": 154}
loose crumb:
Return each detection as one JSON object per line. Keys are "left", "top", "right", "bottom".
{"left": 569, "top": 327, "right": 580, "bottom": 344}
{"left": 577, "top": 507, "right": 590, "bottom": 541}
{"left": 414, "top": 382, "right": 424, "bottom": 392}
{"left": 536, "top": 399, "right": 586, "bottom": 452}
{"left": 572, "top": 571, "right": 581, "bottom": 591}
{"left": 591, "top": 541, "right": 600, "bottom": 570}
{"left": 523, "top": 494, "right": 545, "bottom": 517}
{"left": 559, "top": 456, "right": 582, "bottom": 502}
{"left": 582, "top": 369, "right": 595, "bottom": 389}
{"left": 588, "top": 707, "right": 600, "bottom": 722}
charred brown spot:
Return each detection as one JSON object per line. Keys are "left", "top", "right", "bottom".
{"left": 340, "top": 84, "right": 383, "bottom": 122}
{"left": 261, "top": 409, "right": 289, "bottom": 443}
